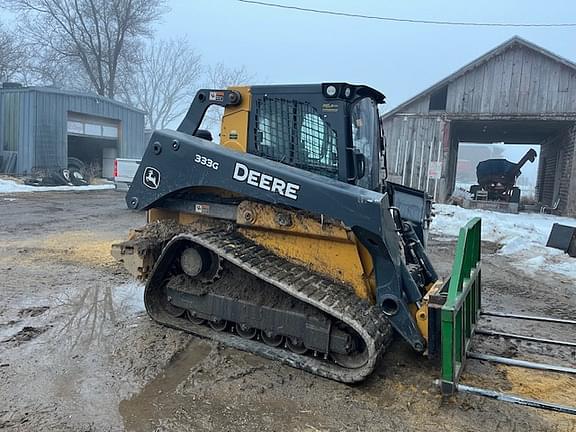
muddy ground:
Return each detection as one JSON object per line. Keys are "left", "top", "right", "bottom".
{"left": 0, "top": 190, "right": 574, "bottom": 432}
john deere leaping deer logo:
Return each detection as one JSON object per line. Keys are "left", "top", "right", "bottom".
{"left": 143, "top": 167, "right": 161, "bottom": 189}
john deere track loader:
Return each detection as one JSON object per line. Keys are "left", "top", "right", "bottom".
{"left": 112, "top": 83, "right": 481, "bottom": 384}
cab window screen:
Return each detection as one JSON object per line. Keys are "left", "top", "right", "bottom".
{"left": 254, "top": 98, "right": 338, "bottom": 177}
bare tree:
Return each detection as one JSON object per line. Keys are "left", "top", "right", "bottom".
{"left": 0, "top": 19, "right": 79, "bottom": 87}
{"left": 0, "top": 22, "right": 27, "bottom": 82}
{"left": 1, "top": 0, "right": 167, "bottom": 97}
{"left": 118, "top": 38, "right": 202, "bottom": 130}
{"left": 205, "top": 62, "right": 255, "bottom": 89}
{"left": 201, "top": 63, "right": 256, "bottom": 133}
{"left": 23, "top": 46, "right": 94, "bottom": 88}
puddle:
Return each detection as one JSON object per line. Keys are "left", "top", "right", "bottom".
{"left": 119, "top": 342, "right": 212, "bottom": 431}
{"left": 55, "top": 282, "right": 145, "bottom": 349}
{"left": 113, "top": 282, "right": 145, "bottom": 314}
{"left": 0, "top": 321, "right": 20, "bottom": 340}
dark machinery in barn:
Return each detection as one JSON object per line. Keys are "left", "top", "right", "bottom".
{"left": 469, "top": 148, "right": 537, "bottom": 203}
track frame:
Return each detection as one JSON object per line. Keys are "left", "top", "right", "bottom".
{"left": 144, "top": 228, "right": 393, "bottom": 383}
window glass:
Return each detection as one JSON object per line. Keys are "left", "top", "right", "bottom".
{"left": 85, "top": 123, "right": 102, "bottom": 136}
{"left": 299, "top": 113, "right": 337, "bottom": 171}
{"left": 67, "top": 121, "right": 83, "bottom": 134}
{"left": 255, "top": 98, "right": 338, "bottom": 177}
{"left": 351, "top": 97, "right": 378, "bottom": 188}
{"left": 102, "top": 126, "right": 118, "bottom": 138}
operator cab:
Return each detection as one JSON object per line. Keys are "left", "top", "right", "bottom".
{"left": 177, "top": 82, "right": 386, "bottom": 192}
{"left": 248, "top": 83, "right": 385, "bottom": 191}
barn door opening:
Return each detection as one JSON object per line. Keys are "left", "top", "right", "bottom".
{"left": 448, "top": 119, "right": 572, "bottom": 211}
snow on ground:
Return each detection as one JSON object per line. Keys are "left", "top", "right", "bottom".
{"left": 431, "top": 204, "right": 576, "bottom": 280}
{"left": 0, "top": 178, "right": 115, "bottom": 193}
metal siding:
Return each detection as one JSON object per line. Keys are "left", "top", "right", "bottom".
{"left": 121, "top": 110, "right": 146, "bottom": 158}
{"left": 0, "top": 92, "right": 3, "bottom": 154}
{"left": 0, "top": 87, "right": 144, "bottom": 173}
{"left": 20, "top": 91, "right": 35, "bottom": 173}
{"left": 34, "top": 91, "right": 64, "bottom": 169}
{"left": 3, "top": 93, "right": 20, "bottom": 152}
{"left": 0, "top": 89, "right": 36, "bottom": 174}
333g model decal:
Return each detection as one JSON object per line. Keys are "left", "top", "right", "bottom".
{"left": 194, "top": 154, "right": 219, "bottom": 170}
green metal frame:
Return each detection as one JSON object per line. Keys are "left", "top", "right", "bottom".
{"left": 440, "top": 217, "right": 482, "bottom": 395}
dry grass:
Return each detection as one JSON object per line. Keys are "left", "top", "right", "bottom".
{"left": 4, "top": 231, "right": 122, "bottom": 268}
{"left": 39, "top": 231, "right": 117, "bottom": 266}
{"left": 504, "top": 366, "right": 576, "bottom": 407}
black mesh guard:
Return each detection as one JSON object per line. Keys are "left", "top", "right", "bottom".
{"left": 253, "top": 98, "right": 339, "bottom": 178}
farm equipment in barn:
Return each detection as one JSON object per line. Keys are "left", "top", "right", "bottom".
{"left": 111, "top": 83, "right": 575, "bottom": 414}
{"left": 469, "top": 148, "right": 537, "bottom": 203}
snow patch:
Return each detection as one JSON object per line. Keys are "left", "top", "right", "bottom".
{"left": 431, "top": 204, "right": 576, "bottom": 280}
{"left": 0, "top": 178, "right": 115, "bottom": 193}
{"left": 499, "top": 236, "right": 528, "bottom": 255}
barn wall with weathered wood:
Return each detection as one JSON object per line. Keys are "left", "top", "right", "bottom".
{"left": 538, "top": 125, "right": 576, "bottom": 214}
{"left": 446, "top": 46, "right": 576, "bottom": 114}
{"left": 568, "top": 126, "right": 576, "bottom": 216}
{"left": 382, "top": 41, "right": 576, "bottom": 214}
{"left": 382, "top": 115, "right": 446, "bottom": 199}
{"left": 397, "top": 45, "right": 576, "bottom": 116}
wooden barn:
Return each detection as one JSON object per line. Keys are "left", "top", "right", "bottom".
{"left": 381, "top": 36, "right": 576, "bottom": 216}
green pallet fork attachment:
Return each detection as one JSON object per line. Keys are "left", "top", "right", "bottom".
{"left": 436, "top": 217, "right": 482, "bottom": 394}
{"left": 431, "top": 218, "right": 576, "bottom": 416}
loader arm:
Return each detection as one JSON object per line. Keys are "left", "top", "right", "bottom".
{"left": 177, "top": 89, "right": 242, "bottom": 136}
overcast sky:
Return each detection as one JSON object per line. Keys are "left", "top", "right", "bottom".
{"left": 159, "top": 0, "right": 576, "bottom": 111}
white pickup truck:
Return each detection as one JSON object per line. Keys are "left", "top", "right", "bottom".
{"left": 114, "top": 158, "right": 141, "bottom": 191}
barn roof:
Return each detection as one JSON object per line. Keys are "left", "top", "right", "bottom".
{"left": 381, "top": 36, "right": 576, "bottom": 119}
{"left": 0, "top": 84, "right": 145, "bottom": 114}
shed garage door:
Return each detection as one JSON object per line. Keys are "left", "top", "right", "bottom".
{"left": 67, "top": 113, "right": 120, "bottom": 178}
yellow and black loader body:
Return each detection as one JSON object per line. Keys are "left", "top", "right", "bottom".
{"left": 119, "top": 83, "right": 444, "bottom": 382}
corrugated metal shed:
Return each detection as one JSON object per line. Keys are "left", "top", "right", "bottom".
{"left": 0, "top": 85, "right": 145, "bottom": 175}
{"left": 381, "top": 37, "right": 576, "bottom": 216}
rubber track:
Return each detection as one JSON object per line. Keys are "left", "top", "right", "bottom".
{"left": 145, "top": 229, "right": 393, "bottom": 383}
